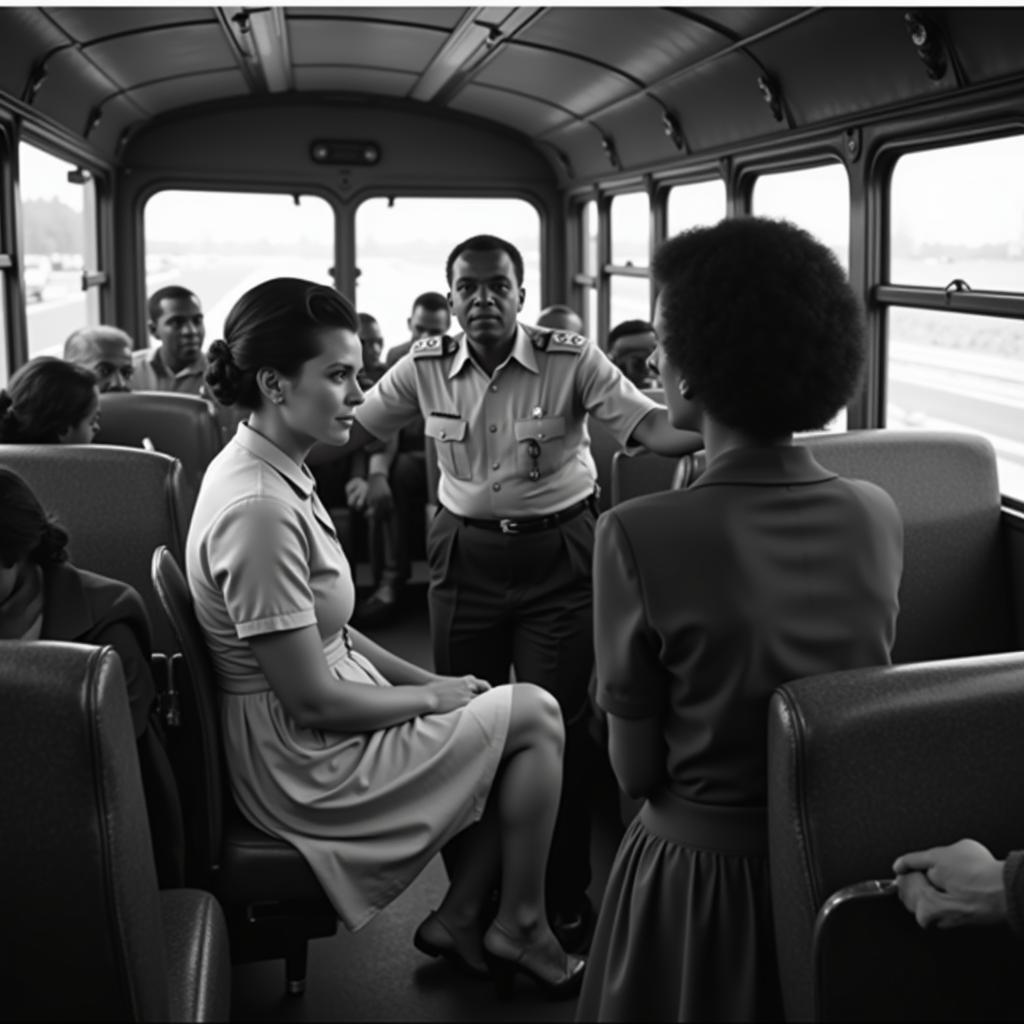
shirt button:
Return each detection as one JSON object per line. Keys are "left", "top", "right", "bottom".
{"left": 492, "top": 482, "right": 501, "bottom": 492}
{"left": 490, "top": 384, "right": 498, "bottom": 393}
{"left": 488, "top": 424, "right": 497, "bottom": 433}
{"left": 492, "top": 462, "right": 500, "bottom": 470}
{"left": 439, "top": 430, "right": 447, "bottom": 439}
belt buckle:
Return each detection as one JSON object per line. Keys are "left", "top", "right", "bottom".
{"left": 499, "top": 517, "right": 520, "bottom": 535}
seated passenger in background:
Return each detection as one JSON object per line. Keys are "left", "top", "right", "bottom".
{"left": 894, "top": 839, "right": 1024, "bottom": 930}
{"left": 536, "top": 304, "right": 584, "bottom": 334}
{"left": 64, "top": 325, "right": 135, "bottom": 392}
{"left": 193, "top": 277, "right": 583, "bottom": 993}
{"left": 0, "top": 467, "right": 184, "bottom": 887}
{"left": 134, "top": 285, "right": 207, "bottom": 394}
{"left": 0, "top": 356, "right": 100, "bottom": 444}
{"left": 384, "top": 290, "right": 451, "bottom": 368}
{"left": 607, "top": 318, "right": 658, "bottom": 390}
{"left": 577, "top": 218, "right": 904, "bottom": 1022}
{"left": 357, "top": 313, "right": 387, "bottom": 388}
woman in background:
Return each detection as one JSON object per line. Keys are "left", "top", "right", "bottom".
{"left": 0, "top": 467, "right": 183, "bottom": 887}
{"left": 578, "top": 218, "right": 904, "bottom": 1021}
{"left": 0, "top": 355, "right": 100, "bottom": 444}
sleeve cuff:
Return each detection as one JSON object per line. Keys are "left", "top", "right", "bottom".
{"left": 236, "top": 608, "right": 317, "bottom": 639}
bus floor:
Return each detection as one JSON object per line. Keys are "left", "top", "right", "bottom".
{"left": 229, "top": 575, "right": 627, "bottom": 1022}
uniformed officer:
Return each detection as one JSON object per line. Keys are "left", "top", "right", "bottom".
{"left": 353, "top": 234, "right": 703, "bottom": 951}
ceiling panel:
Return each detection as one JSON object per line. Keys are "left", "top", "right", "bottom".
{"left": 450, "top": 83, "right": 580, "bottom": 138}
{"left": 288, "top": 7, "right": 467, "bottom": 31}
{"left": 294, "top": 67, "right": 419, "bottom": 98}
{"left": 83, "top": 24, "right": 237, "bottom": 92}
{"left": 289, "top": 19, "right": 444, "bottom": 74}
{"left": 473, "top": 46, "right": 634, "bottom": 121}
{"left": 124, "top": 70, "right": 249, "bottom": 118}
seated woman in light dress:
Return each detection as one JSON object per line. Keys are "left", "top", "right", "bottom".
{"left": 577, "top": 218, "right": 904, "bottom": 1022}
{"left": 188, "top": 277, "right": 583, "bottom": 997}
{"left": 0, "top": 356, "right": 100, "bottom": 444}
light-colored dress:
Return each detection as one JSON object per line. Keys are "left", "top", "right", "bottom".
{"left": 186, "top": 422, "right": 512, "bottom": 930}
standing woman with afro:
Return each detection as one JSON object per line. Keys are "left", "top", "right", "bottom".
{"left": 577, "top": 218, "right": 904, "bottom": 1021}
{"left": 188, "top": 278, "right": 583, "bottom": 994}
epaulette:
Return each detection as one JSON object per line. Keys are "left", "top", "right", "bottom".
{"left": 532, "top": 328, "right": 588, "bottom": 354}
{"left": 411, "top": 334, "right": 456, "bottom": 358}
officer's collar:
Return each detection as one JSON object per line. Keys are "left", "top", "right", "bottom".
{"left": 449, "top": 324, "right": 538, "bottom": 378}
{"left": 231, "top": 421, "right": 316, "bottom": 498}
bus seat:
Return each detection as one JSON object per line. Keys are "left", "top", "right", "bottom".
{"left": 586, "top": 415, "right": 619, "bottom": 513}
{"left": 151, "top": 546, "right": 338, "bottom": 997}
{"left": 95, "top": 391, "right": 223, "bottom": 494}
{"left": 614, "top": 429, "right": 1017, "bottom": 662}
{"left": 767, "top": 651, "right": 1024, "bottom": 1021}
{"left": 802, "top": 430, "right": 1016, "bottom": 662}
{"left": 0, "top": 640, "right": 230, "bottom": 1022}
{"left": 0, "top": 443, "right": 192, "bottom": 656}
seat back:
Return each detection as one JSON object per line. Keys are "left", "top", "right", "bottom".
{"left": 803, "top": 430, "right": 1014, "bottom": 662}
{"left": 585, "top": 415, "right": 620, "bottom": 513}
{"left": 0, "top": 444, "right": 192, "bottom": 655}
{"left": 95, "top": 391, "right": 222, "bottom": 495}
{"left": 0, "top": 641, "right": 170, "bottom": 1020}
{"left": 150, "top": 546, "right": 224, "bottom": 884}
{"left": 768, "top": 652, "right": 1024, "bottom": 1021}
{"left": 812, "top": 879, "right": 1024, "bottom": 1021}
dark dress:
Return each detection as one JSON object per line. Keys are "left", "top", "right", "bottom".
{"left": 577, "top": 446, "right": 904, "bottom": 1022}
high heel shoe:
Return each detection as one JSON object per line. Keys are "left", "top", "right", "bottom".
{"left": 482, "top": 923, "right": 586, "bottom": 1001}
{"left": 413, "top": 911, "right": 489, "bottom": 978}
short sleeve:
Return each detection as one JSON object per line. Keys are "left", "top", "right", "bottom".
{"left": 578, "top": 344, "right": 660, "bottom": 451}
{"left": 356, "top": 356, "right": 424, "bottom": 440}
{"left": 205, "top": 496, "right": 318, "bottom": 638}
{"left": 594, "top": 510, "right": 668, "bottom": 719}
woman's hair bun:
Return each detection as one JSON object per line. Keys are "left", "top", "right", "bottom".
{"left": 204, "top": 339, "right": 242, "bottom": 406}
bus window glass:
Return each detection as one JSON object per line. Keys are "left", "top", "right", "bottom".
{"left": 886, "top": 306, "right": 1024, "bottom": 500}
{"left": 610, "top": 192, "right": 649, "bottom": 268}
{"left": 666, "top": 179, "right": 726, "bottom": 235}
{"left": 753, "top": 162, "right": 851, "bottom": 430}
{"left": 890, "top": 135, "right": 1024, "bottom": 290}
{"left": 356, "top": 197, "right": 540, "bottom": 357}
{"left": 145, "top": 190, "right": 333, "bottom": 345}
{"left": 751, "top": 163, "right": 849, "bottom": 271}
{"left": 582, "top": 200, "right": 598, "bottom": 278}
{"left": 18, "top": 143, "right": 92, "bottom": 358}
{"left": 610, "top": 276, "right": 651, "bottom": 335}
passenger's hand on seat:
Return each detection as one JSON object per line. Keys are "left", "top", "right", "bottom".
{"left": 892, "top": 838, "right": 1007, "bottom": 928}
{"left": 345, "top": 476, "right": 369, "bottom": 509}
{"left": 423, "top": 674, "right": 491, "bottom": 714}
{"left": 365, "top": 472, "right": 394, "bottom": 518}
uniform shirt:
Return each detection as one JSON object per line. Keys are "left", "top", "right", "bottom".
{"left": 131, "top": 345, "right": 208, "bottom": 395}
{"left": 356, "top": 323, "right": 659, "bottom": 518}
{"left": 595, "top": 445, "right": 903, "bottom": 807}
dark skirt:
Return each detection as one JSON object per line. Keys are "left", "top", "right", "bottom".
{"left": 576, "top": 793, "right": 783, "bottom": 1022}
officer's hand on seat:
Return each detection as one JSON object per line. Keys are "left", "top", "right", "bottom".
{"left": 345, "top": 476, "right": 369, "bottom": 510}
{"left": 365, "top": 473, "right": 394, "bottom": 518}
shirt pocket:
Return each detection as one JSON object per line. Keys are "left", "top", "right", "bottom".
{"left": 513, "top": 416, "right": 567, "bottom": 479}
{"left": 424, "top": 414, "right": 472, "bottom": 481}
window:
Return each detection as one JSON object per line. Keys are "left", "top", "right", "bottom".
{"left": 145, "top": 190, "right": 333, "bottom": 348}
{"left": 751, "top": 162, "right": 849, "bottom": 271}
{"left": 666, "top": 179, "right": 726, "bottom": 235}
{"left": 886, "top": 134, "right": 1024, "bottom": 501}
{"left": 609, "top": 277, "right": 651, "bottom": 333}
{"left": 610, "top": 192, "right": 648, "bottom": 268}
{"left": 753, "top": 162, "right": 851, "bottom": 430}
{"left": 355, "top": 196, "right": 540, "bottom": 357}
{"left": 18, "top": 143, "right": 95, "bottom": 359}
{"left": 580, "top": 199, "right": 598, "bottom": 339}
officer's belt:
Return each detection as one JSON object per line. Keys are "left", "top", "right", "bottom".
{"left": 449, "top": 493, "right": 597, "bottom": 535}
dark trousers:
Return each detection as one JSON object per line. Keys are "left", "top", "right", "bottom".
{"left": 427, "top": 506, "right": 596, "bottom": 911}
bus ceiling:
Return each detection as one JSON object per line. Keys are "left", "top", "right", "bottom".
{"left": 2, "top": 7, "right": 1024, "bottom": 185}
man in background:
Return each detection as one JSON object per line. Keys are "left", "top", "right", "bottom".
{"left": 64, "top": 325, "right": 135, "bottom": 392}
